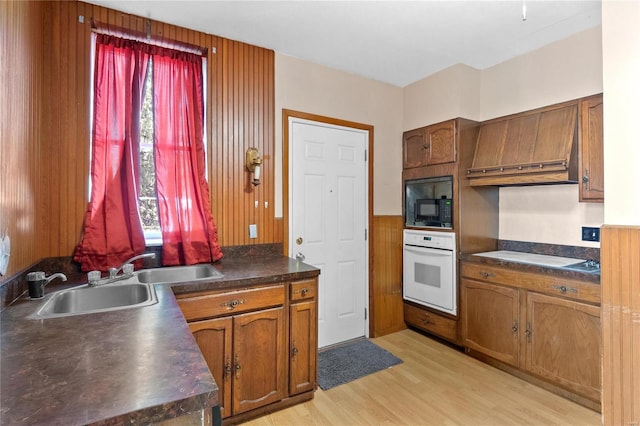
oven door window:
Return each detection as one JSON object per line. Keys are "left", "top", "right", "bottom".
{"left": 403, "top": 246, "right": 455, "bottom": 315}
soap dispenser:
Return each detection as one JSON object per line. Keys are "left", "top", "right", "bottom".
{"left": 26, "top": 271, "right": 67, "bottom": 299}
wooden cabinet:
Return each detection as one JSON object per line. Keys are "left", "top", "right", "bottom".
{"left": 183, "top": 286, "right": 286, "bottom": 419}
{"left": 460, "top": 279, "right": 520, "bottom": 366}
{"left": 188, "top": 317, "right": 233, "bottom": 418}
{"left": 178, "top": 278, "right": 318, "bottom": 423}
{"left": 467, "top": 101, "right": 579, "bottom": 186}
{"left": 403, "top": 120, "right": 456, "bottom": 169}
{"left": 460, "top": 262, "right": 601, "bottom": 406}
{"left": 404, "top": 301, "right": 458, "bottom": 343}
{"left": 526, "top": 292, "right": 601, "bottom": 402}
{"left": 289, "top": 279, "right": 317, "bottom": 395}
{"left": 578, "top": 94, "right": 604, "bottom": 202}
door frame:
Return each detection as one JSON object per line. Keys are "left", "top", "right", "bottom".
{"left": 282, "top": 109, "right": 374, "bottom": 338}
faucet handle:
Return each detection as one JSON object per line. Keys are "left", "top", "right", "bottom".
{"left": 27, "top": 271, "right": 46, "bottom": 282}
{"left": 88, "top": 270, "right": 101, "bottom": 285}
{"left": 122, "top": 264, "right": 134, "bottom": 275}
{"left": 108, "top": 267, "right": 118, "bottom": 279}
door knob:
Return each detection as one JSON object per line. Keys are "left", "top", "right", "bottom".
{"left": 296, "top": 252, "right": 306, "bottom": 261}
{"left": 296, "top": 237, "right": 303, "bottom": 245}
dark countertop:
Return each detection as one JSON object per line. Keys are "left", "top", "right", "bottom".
{"left": 1, "top": 255, "right": 320, "bottom": 425}
{"left": 459, "top": 252, "right": 600, "bottom": 284}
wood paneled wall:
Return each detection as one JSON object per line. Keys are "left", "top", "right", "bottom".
{"left": 601, "top": 225, "right": 640, "bottom": 425}
{"left": 371, "top": 216, "right": 406, "bottom": 337}
{"left": 0, "top": 0, "right": 46, "bottom": 278}
{"left": 0, "top": 1, "right": 277, "bottom": 278}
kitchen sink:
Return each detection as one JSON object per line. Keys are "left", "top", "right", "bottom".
{"left": 134, "top": 264, "right": 223, "bottom": 283}
{"left": 31, "top": 282, "right": 158, "bottom": 319}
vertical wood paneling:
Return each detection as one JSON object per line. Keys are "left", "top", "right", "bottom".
{"left": 601, "top": 225, "right": 640, "bottom": 425}
{"left": 0, "top": 0, "right": 44, "bottom": 278}
{"left": 371, "top": 216, "right": 406, "bottom": 337}
{"left": 1, "top": 1, "right": 278, "bottom": 280}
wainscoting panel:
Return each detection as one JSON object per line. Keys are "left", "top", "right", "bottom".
{"left": 371, "top": 216, "right": 406, "bottom": 337}
{"left": 601, "top": 225, "right": 640, "bottom": 425}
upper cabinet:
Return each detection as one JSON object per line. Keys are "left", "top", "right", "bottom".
{"left": 578, "top": 94, "right": 604, "bottom": 202}
{"left": 467, "top": 101, "right": 579, "bottom": 186}
{"left": 403, "top": 120, "right": 456, "bottom": 168}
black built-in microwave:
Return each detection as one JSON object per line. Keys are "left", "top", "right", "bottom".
{"left": 415, "top": 197, "right": 452, "bottom": 227}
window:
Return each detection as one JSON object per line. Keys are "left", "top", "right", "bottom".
{"left": 138, "top": 62, "right": 161, "bottom": 244}
{"left": 74, "top": 33, "right": 222, "bottom": 272}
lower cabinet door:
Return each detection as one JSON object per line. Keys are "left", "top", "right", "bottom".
{"left": 289, "top": 301, "right": 317, "bottom": 395}
{"left": 525, "top": 292, "right": 601, "bottom": 402}
{"left": 188, "top": 317, "right": 233, "bottom": 419}
{"left": 233, "top": 307, "right": 286, "bottom": 414}
{"left": 461, "top": 279, "right": 520, "bottom": 366}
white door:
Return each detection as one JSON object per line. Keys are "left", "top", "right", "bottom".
{"left": 289, "top": 118, "right": 368, "bottom": 348}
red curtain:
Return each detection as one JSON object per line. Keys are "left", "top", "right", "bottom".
{"left": 74, "top": 35, "right": 149, "bottom": 272}
{"left": 151, "top": 48, "right": 223, "bottom": 265}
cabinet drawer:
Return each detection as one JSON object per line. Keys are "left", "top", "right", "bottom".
{"left": 461, "top": 262, "right": 519, "bottom": 287}
{"left": 290, "top": 279, "right": 316, "bottom": 301}
{"left": 519, "top": 274, "right": 600, "bottom": 304}
{"left": 178, "top": 285, "right": 285, "bottom": 321}
{"left": 404, "top": 302, "right": 458, "bottom": 342}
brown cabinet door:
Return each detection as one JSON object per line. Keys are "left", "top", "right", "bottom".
{"left": 579, "top": 94, "right": 604, "bottom": 202}
{"left": 532, "top": 104, "right": 577, "bottom": 162}
{"left": 461, "top": 279, "right": 520, "bottom": 366}
{"left": 232, "top": 307, "right": 286, "bottom": 414}
{"left": 403, "top": 127, "right": 428, "bottom": 169}
{"left": 426, "top": 120, "right": 456, "bottom": 165}
{"left": 525, "top": 292, "right": 601, "bottom": 402}
{"left": 289, "top": 301, "right": 317, "bottom": 395}
{"left": 472, "top": 120, "right": 508, "bottom": 168}
{"left": 189, "top": 317, "right": 233, "bottom": 419}
{"left": 403, "top": 120, "right": 456, "bottom": 169}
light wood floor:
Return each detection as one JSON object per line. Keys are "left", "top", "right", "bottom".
{"left": 244, "top": 329, "right": 601, "bottom": 425}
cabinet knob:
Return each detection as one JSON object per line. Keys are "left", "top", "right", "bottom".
{"left": 224, "top": 358, "right": 232, "bottom": 379}
{"left": 292, "top": 346, "right": 299, "bottom": 359}
{"left": 294, "top": 288, "right": 309, "bottom": 297}
{"left": 479, "top": 271, "right": 495, "bottom": 279}
{"left": 235, "top": 355, "right": 241, "bottom": 379}
{"left": 525, "top": 324, "right": 532, "bottom": 342}
{"left": 552, "top": 284, "right": 577, "bottom": 294}
{"left": 512, "top": 322, "right": 518, "bottom": 334}
{"left": 220, "top": 299, "right": 246, "bottom": 310}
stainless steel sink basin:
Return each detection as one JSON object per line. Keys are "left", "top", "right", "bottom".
{"left": 31, "top": 282, "right": 158, "bottom": 319}
{"left": 134, "top": 264, "right": 223, "bottom": 283}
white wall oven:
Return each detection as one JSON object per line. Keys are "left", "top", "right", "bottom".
{"left": 403, "top": 229, "right": 457, "bottom": 315}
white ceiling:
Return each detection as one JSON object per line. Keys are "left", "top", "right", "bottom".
{"left": 86, "top": 0, "right": 602, "bottom": 87}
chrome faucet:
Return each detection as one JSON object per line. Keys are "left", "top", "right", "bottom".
{"left": 88, "top": 253, "right": 156, "bottom": 286}
{"left": 109, "top": 253, "right": 156, "bottom": 279}
{"left": 26, "top": 271, "right": 67, "bottom": 299}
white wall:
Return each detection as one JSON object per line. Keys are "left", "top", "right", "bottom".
{"left": 602, "top": 1, "right": 640, "bottom": 226}
{"left": 403, "top": 64, "right": 481, "bottom": 129}
{"left": 480, "top": 26, "right": 603, "bottom": 120}
{"left": 275, "top": 53, "right": 404, "bottom": 217}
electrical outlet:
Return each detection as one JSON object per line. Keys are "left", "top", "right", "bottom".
{"left": 249, "top": 224, "right": 258, "bottom": 239}
{"left": 582, "top": 226, "right": 600, "bottom": 242}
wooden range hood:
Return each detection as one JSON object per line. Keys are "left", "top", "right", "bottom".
{"left": 466, "top": 100, "right": 579, "bottom": 186}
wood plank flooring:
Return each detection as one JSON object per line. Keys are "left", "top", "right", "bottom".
{"left": 244, "top": 329, "right": 601, "bottom": 425}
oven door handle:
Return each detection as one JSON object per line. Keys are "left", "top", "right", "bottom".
{"left": 404, "top": 246, "right": 453, "bottom": 257}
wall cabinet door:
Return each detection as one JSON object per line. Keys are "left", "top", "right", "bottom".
{"left": 189, "top": 317, "right": 233, "bottom": 419}
{"left": 461, "top": 279, "right": 520, "bottom": 366}
{"left": 579, "top": 94, "right": 604, "bottom": 202}
{"left": 426, "top": 120, "right": 456, "bottom": 165}
{"left": 403, "top": 120, "right": 456, "bottom": 169}
{"left": 233, "top": 307, "right": 286, "bottom": 415}
{"left": 289, "top": 301, "right": 317, "bottom": 395}
{"left": 525, "top": 292, "right": 601, "bottom": 402}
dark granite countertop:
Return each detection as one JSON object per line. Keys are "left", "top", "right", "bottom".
{"left": 459, "top": 252, "right": 600, "bottom": 284}
{"left": 1, "top": 255, "right": 320, "bottom": 425}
